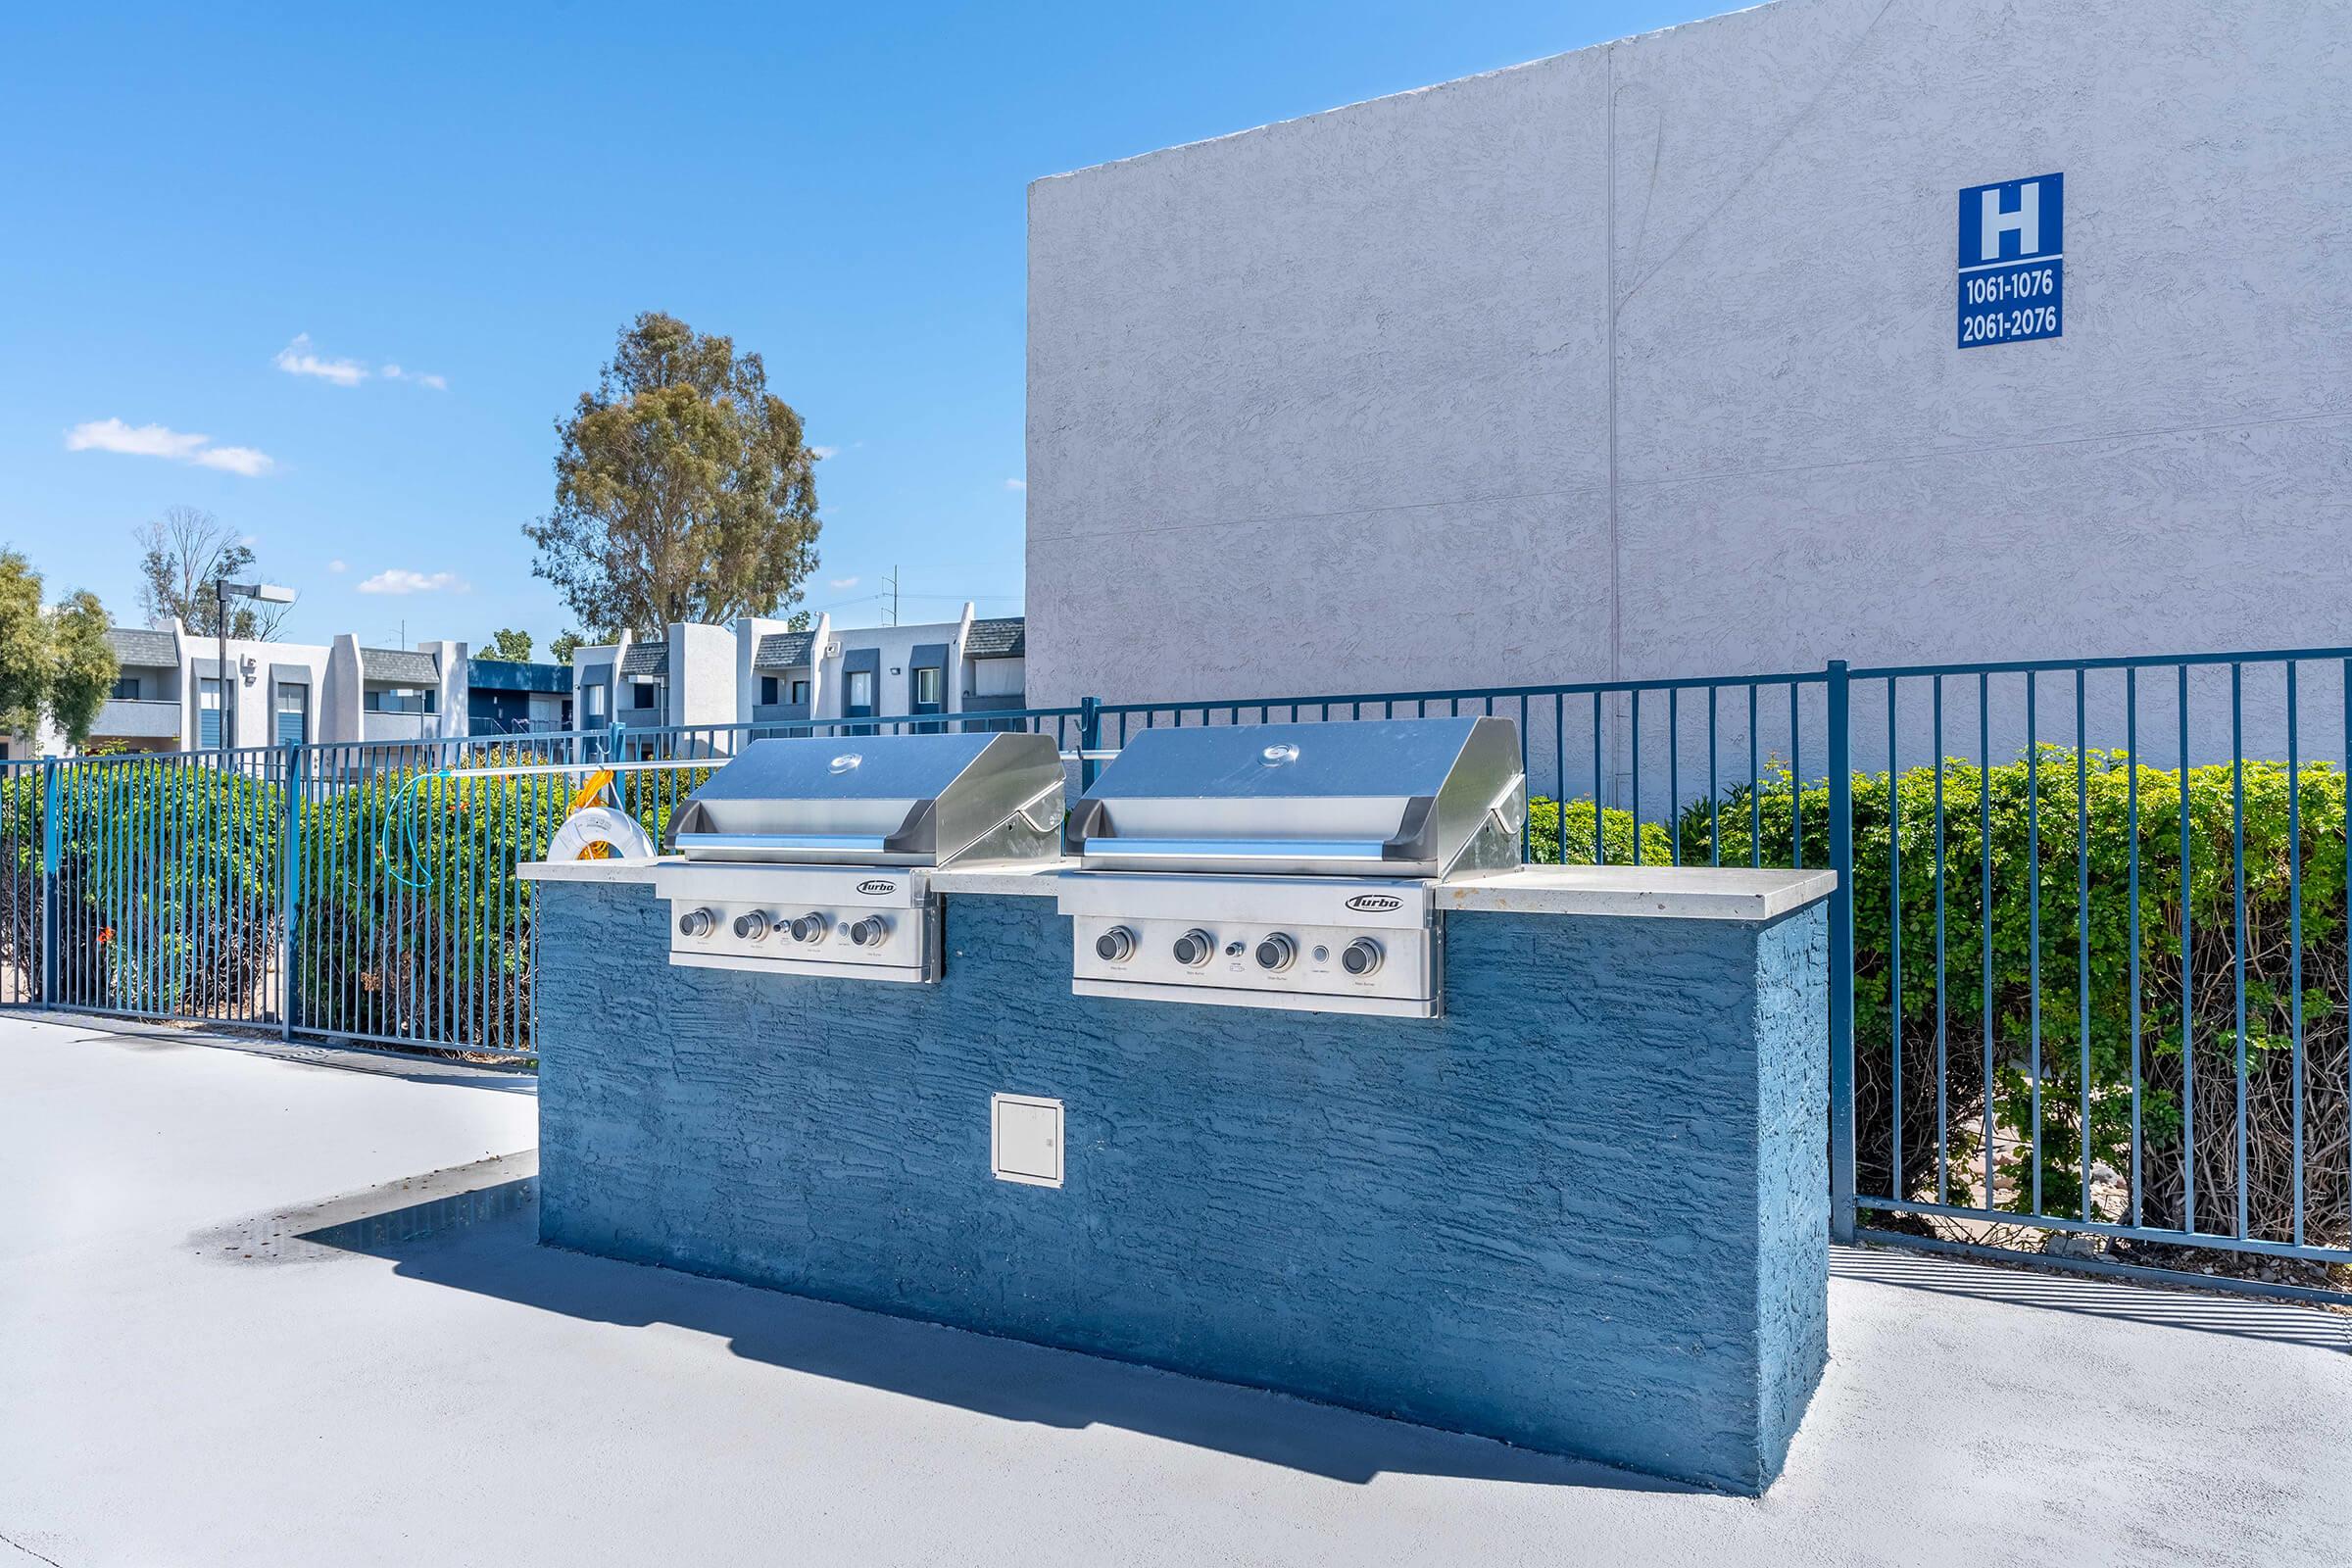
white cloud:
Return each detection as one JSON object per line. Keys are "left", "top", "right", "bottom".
{"left": 65, "top": 417, "right": 274, "bottom": 476}
{"left": 327, "top": 559, "right": 348, "bottom": 573}
{"left": 274, "top": 335, "right": 447, "bottom": 390}
{"left": 357, "top": 568, "right": 468, "bottom": 595}
{"left": 828, "top": 575, "right": 860, "bottom": 590}
{"left": 1004, "top": 477, "right": 1026, "bottom": 491}
{"left": 65, "top": 418, "right": 207, "bottom": 460}
{"left": 274, "top": 333, "right": 368, "bottom": 386}
{"left": 810, "top": 445, "right": 839, "bottom": 461}
{"left": 380, "top": 363, "right": 448, "bottom": 391}
{"left": 194, "top": 446, "right": 275, "bottom": 477}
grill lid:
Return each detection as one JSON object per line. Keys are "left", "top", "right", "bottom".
{"left": 667, "top": 731, "right": 1066, "bottom": 866}
{"left": 1065, "top": 715, "right": 1525, "bottom": 878}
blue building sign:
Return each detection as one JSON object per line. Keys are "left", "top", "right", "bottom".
{"left": 1956, "top": 172, "right": 2062, "bottom": 348}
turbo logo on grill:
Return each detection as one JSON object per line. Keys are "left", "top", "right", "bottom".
{"left": 1345, "top": 894, "right": 1402, "bottom": 913}
{"left": 856, "top": 879, "right": 898, "bottom": 896}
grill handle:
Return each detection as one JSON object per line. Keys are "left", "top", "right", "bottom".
{"left": 674, "top": 831, "right": 894, "bottom": 855}
{"left": 1075, "top": 837, "right": 1396, "bottom": 864}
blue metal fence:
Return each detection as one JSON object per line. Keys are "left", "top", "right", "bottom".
{"left": 1831, "top": 647, "right": 2351, "bottom": 1270}
{"left": 5, "top": 652, "right": 2346, "bottom": 1276}
{"left": 0, "top": 706, "right": 1087, "bottom": 1057}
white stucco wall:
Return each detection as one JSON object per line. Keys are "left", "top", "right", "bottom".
{"left": 419, "top": 640, "right": 467, "bottom": 739}
{"left": 810, "top": 619, "right": 967, "bottom": 720}
{"left": 200, "top": 638, "right": 333, "bottom": 750}
{"left": 1027, "top": 0, "right": 2352, "bottom": 794}
{"left": 666, "top": 623, "right": 737, "bottom": 730}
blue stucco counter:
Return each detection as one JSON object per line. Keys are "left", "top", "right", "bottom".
{"left": 523, "top": 859, "right": 1834, "bottom": 1494}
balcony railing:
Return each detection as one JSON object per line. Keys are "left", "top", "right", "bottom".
{"left": 362, "top": 711, "right": 429, "bottom": 742}
{"left": 93, "top": 698, "right": 183, "bottom": 741}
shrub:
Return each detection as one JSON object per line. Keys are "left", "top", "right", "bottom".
{"left": 6, "top": 759, "right": 287, "bottom": 1016}
{"left": 1678, "top": 756, "right": 2348, "bottom": 1246}
{"left": 1524, "top": 795, "right": 1677, "bottom": 867}
{"left": 289, "top": 758, "right": 707, "bottom": 1053}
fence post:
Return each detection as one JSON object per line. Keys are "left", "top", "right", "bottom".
{"left": 280, "top": 743, "right": 302, "bottom": 1042}
{"left": 1078, "top": 697, "right": 1102, "bottom": 792}
{"left": 39, "top": 759, "right": 59, "bottom": 1007}
{"left": 1826, "top": 659, "right": 1857, "bottom": 1243}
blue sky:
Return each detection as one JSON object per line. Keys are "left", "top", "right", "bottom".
{"left": 0, "top": 1, "right": 1708, "bottom": 650}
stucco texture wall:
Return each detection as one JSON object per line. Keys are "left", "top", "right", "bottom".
{"left": 536, "top": 881, "right": 1829, "bottom": 1494}
{"left": 1026, "top": 0, "right": 2352, "bottom": 715}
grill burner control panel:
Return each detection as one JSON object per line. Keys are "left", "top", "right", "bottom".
{"left": 1059, "top": 874, "right": 1440, "bottom": 1018}
{"left": 653, "top": 863, "right": 940, "bottom": 983}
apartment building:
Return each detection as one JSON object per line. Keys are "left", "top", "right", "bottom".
{"left": 571, "top": 605, "right": 1026, "bottom": 752}
{"left": 1026, "top": 0, "right": 2352, "bottom": 710}
{"left": 78, "top": 623, "right": 470, "bottom": 754}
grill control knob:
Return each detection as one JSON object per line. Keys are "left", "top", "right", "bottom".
{"left": 1341, "top": 938, "right": 1383, "bottom": 977}
{"left": 1095, "top": 925, "right": 1138, "bottom": 963}
{"left": 847, "top": 915, "right": 891, "bottom": 948}
{"left": 1253, "top": 933, "right": 1298, "bottom": 972}
{"left": 676, "top": 907, "right": 716, "bottom": 939}
{"left": 1171, "top": 929, "right": 1213, "bottom": 967}
{"left": 732, "top": 910, "right": 772, "bottom": 942}
{"left": 788, "top": 912, "right": 828, "bottom": 944}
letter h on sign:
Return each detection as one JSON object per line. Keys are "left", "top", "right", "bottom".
{"left": 1958, "top": 173, "right": 2062, "bottom": 268}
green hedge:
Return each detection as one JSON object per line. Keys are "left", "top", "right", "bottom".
{"left": 292, "top": 760, "right": 707, "bottom": 1053}
{"left": 0, "top": 760, "right": 285, "bottom": 1017}
{"left": 0, "top": 755, "right": 704, "bottom": 1056}
{"left": 1544, "top": 752, "right": 2348, "bottom": 1245}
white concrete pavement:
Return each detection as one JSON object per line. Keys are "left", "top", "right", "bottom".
{"left": 1, "top": 1014, "right": 2346, "bottom": 1567}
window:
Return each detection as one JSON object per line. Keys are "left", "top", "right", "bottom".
{"left": 367, "top": 688, "right": 429, "bottom": 713}
{"left": 629, "top": 681, "right": 657, "bottom": 710}
{"left": 790, "top": 679, "right": 809, "bottom": 706}
{"left": 760, "top": 676, "right": 779, "bottom": 706}
{"left": 846, "top": 670, "right": 875, "bottom": 711}
{"left": 111, "top": 675, "right": 142, "bottom": 700}
{"left": 585, "top": 684, "right": 608, "bottom": 721}
{"left": 275, "top": 682, "right": 308, "bottom": 746}
{"left": 913, "top": 666, "right": 942, "bottom": 707}
{"left": 198, "top": 677, "right": 223, "bottom": 748}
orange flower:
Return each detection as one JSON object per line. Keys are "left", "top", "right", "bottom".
{"left": 98, "top": 927, "right": 113, "bottom": 944}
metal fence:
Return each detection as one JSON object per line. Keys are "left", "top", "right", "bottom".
{"left": 6, "top": 648, "right": 2347, "bottom": 1276}
{"left": 0, "top": 709, "right": 1086, "bottom": 1060}
{"left": 1829, "top": 647, "right": 2351, "bottom": 1271}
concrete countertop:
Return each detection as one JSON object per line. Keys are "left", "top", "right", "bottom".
{"left": 520, "top": 857, "right": 1835, "bottom": 921}
{"left": 1441, "top": 865, "right": 1838, "bottom": 922}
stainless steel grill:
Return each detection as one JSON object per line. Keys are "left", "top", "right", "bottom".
{"left": 1058, "top": 716, "right": 1524, "bottom": 1016}
{"left": 654, "top": 731, "right": 1065, "bottom": 982}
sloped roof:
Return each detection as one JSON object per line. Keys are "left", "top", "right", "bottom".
{"left": 964, "top": 617, "right": 1025, "bottom": 658}
{"left": 754, "top": 631, "right": 816, "bottom": 670}
{"left": 619, "top": 642, "right": 670, "bottom": 677}
{"left": 361, "top": 647, "right": 439, "bottom": 685}
{"left": 108, "top": 625, "right": 177, "bottom": 667}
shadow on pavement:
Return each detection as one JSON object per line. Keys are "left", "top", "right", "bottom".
{"left": 263, "top": 1152, "right": 1697, "bottom": 1493}
{"left": 1833, "top": 1246, "right": 2350, "bottom": 1351}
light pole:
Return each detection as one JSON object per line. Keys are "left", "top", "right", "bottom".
{"left": 213, "top": 579, "right": 295, "bottom": 749}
